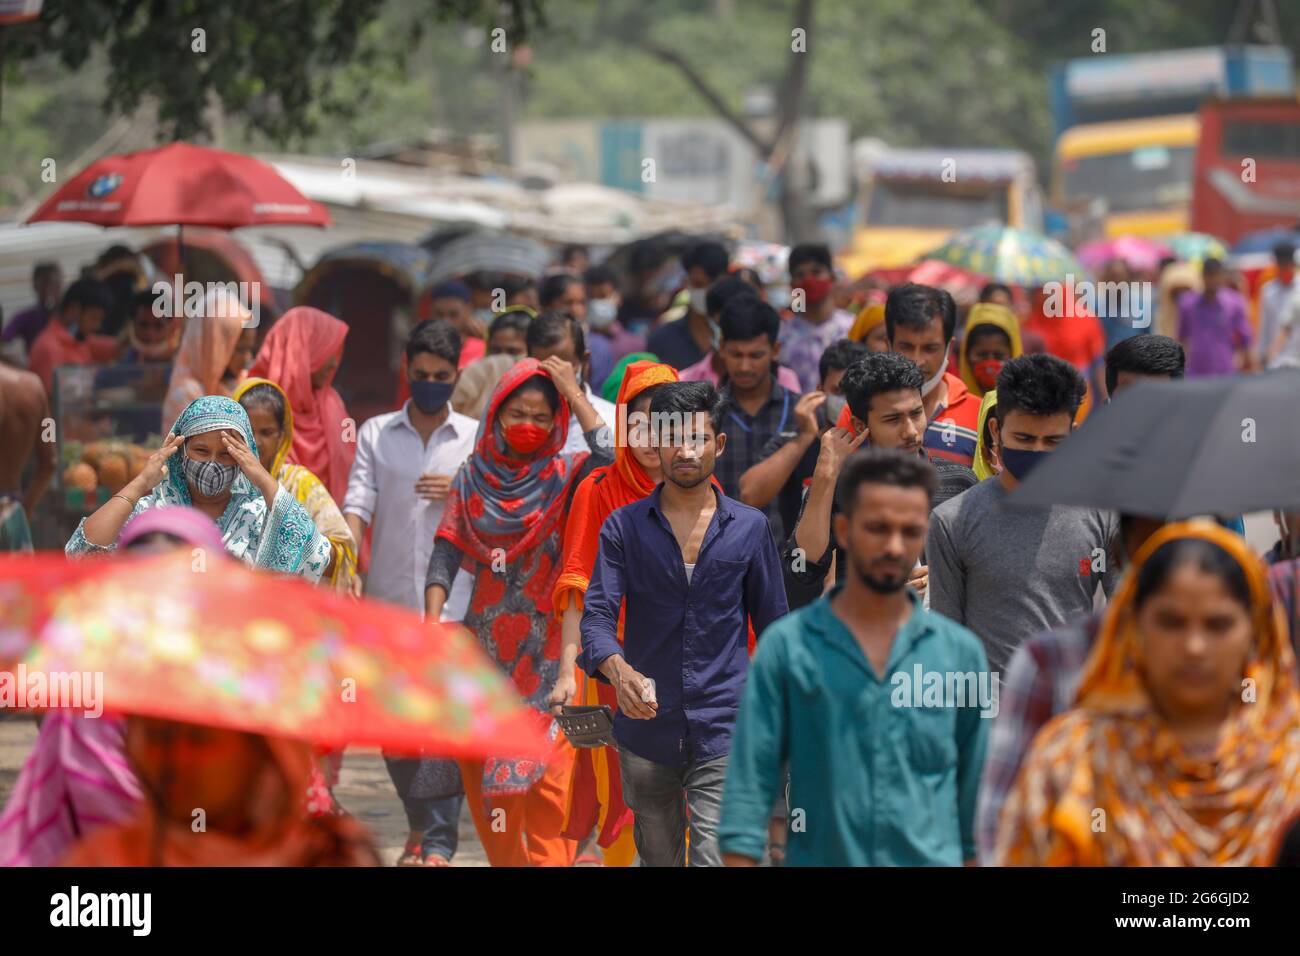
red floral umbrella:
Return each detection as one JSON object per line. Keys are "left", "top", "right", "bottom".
{"left": 26, "top": 142, "right": 329, "bottom": 229}
{"left": 0, "top": 552, "right": 546, "bottom": 759}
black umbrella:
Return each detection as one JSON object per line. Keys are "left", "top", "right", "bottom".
{"left": 1012, "top": 370, "right": 1300, "bottom": 519}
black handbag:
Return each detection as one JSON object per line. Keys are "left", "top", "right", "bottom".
{"left": 555, "top": 704, "right": 616, "bottom": 749}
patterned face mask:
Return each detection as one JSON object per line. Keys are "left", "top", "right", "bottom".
{"left": 182, "top": 455, "right": 238, "bottom": 497}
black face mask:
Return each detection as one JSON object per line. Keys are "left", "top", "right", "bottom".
{"left": 410, "top": 379, "right": 454, "bottom": 414}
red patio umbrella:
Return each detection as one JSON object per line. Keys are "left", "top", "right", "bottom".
{"left": 26, "top": 142, "right": 330, "bottom": 229}
{"left": 0, "top": 551, "right": 548, "bottom": 760}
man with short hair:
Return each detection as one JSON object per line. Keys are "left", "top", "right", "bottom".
{"left": 526, "top": 311, "right": 616, "bottom": 453}
{"left": 28, "top": 278, "right": 119, "bottom": 393}
{"left": 711, "top": 296, "right": 819, "bottom": 543}
{"left": 720, "top": 448, "right": 989, "bottom": 867}
{"left": 926, "top": 354, "right": 1116, "bottom": 674}
{"left": 647, "top": 241, "right": 730, "bottom": 371}
{"left": 814, "top": 339, "right": 868, "bottom": 430}
{"left": 580, "top": 380, "right": 788, "bottom": 867}
{"left": 679, "top": 276, "right": 803, "bottom": 393}
{"left": 2, "top": 262, "right": 63, "bottom": 352}
{"left": 882, "top": 283, "right": 981, "bottom": 468}
{"left": 583, "top": 264, "right": 644, "bottom": 364}
{"left": 1177, "top": 257, "right": 1253, "bottom": 377}
{"left": 343, "top": 319, "right": 478, "bottom": 867}
{"left": 1258, "top": 242, "right": 1297, "bottom": 367}
{"left": 426, "top": 280, "right": 484, "bottom": 368}
{"left": 779, "top": 243, "right": 855, "bottom": 392}
{"left": 784, "top": 351, "right": 977, "bottom": 609}
{"left": 1103, "top": 333, "right": 1185, "bottom": 397}
{"left": 975, "top": 338, "right": 1189, "bottom": 861}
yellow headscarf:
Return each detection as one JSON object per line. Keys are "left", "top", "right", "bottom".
{"left": 848, "top": 303, "right": 886, "bottom": 344}
{"left": 996, "top": 521, "right": 1300, "bottom": 866}
{"left": 958, "top": 303, "right": 1022, "bottom": 398}
{"left": 230, "top": 377, "right": 294, "bottom": 476}
{"left": 972, "top": 389, "right": 998, "bottom": 481}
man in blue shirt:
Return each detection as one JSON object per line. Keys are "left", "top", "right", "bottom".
{"left": 719, "top": 448, "right": 990, "bottom": 866}
{"left": 580, "top": 380, "right": 788, "bottom": 866}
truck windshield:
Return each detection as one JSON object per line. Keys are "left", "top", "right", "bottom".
{"left": 1061, "top": 145, "right": 1194, "bottom": 212}
{"left": 865, "top": 180, "right": 1008, "bottom": 229}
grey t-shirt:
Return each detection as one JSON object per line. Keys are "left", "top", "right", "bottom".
{"left": 926, "top": 476, "right": 1117, "bottom": 675}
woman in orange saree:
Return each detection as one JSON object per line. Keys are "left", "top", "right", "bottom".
{"left": 549, "top": 359, "right": 679, "bottom": 866}
{"left": 994, "top": 521, "right": 1300, "bottom": 866}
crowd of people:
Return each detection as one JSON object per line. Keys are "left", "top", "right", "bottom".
{"left": 1, "top": 231, "right": 1299, "bottom": 869}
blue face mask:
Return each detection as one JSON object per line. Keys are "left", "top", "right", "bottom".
{"left": 999, "top": 446, "right": 1051, "bottom": 481}
{"left": 410, "top": 378, "right": 454, "bottom": 414}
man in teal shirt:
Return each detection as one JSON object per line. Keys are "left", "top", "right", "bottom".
{"left": 720, "top": 448, "right": 990, "bottom": 866}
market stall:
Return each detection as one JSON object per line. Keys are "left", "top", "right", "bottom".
{"left": 35, "top": 362, "right": 170, "bottom": 549}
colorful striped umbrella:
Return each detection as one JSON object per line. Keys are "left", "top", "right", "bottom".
{"left": 1163, "top": 232, "right": 1229, "bottom": 264}
{"left": 921, "top": 224, "right": 1086, "bottom": 288}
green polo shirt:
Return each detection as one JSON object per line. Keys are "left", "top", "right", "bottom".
{"left": 719, "top": 587, "right": 990, "bottom": 866}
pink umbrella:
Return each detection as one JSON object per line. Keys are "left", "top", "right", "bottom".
{"left": 1076, "top": 236, "right": 1171, "bottom": 274}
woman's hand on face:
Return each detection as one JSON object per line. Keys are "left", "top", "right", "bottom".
{"left": 220, "top": 431, "right": 277, "bottom": 498}
{"left": 137, "top": 434, "right": 184, "bottom": 490}
{"left": 539, "top": 355, "right": 582, "bottom": 402}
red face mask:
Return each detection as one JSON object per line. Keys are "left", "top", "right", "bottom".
{"left": 973, "top": 359, "right": 1003, "bottom": 391}
{"left": 793, "top": 274, "right": 833, "bottom": 309}
{"left": 503, "top": 422, "right": 551, "bottom": 455}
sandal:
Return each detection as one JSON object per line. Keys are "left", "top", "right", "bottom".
{"left": 421, "top": 853, "right": 451, "bottom": 867}
{"left": 396, "top": 836, "right": 424, "bottom": 867}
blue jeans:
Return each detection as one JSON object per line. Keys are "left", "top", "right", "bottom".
{"left": 618, "top": 747, "right": 728, "bottom": 867}
{"left": 384, "top": 757, "right": 462, "bottom": 860}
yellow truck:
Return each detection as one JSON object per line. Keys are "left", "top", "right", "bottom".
{"left": 840, "top": 142, "right": 1042, "bottom": 278}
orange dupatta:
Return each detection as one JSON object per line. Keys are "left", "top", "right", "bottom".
{"left": 552, "top": 360, "right": 675, "bottom": 855}
{"left": 995, "top": 521, "right": 1300, "bottom": 866}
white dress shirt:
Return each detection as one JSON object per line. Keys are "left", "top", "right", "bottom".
{"left": 343, "top": 402, "right": 477, "bottom": 621}
{"left": 1259, "top": 274, "right": 1299, "bottom": 363}
{"left": 564, "top": 383, "right": 617, "bottom": 454}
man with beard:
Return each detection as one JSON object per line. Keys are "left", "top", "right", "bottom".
{"left": 580, "top": 380, "right": 787, "bottom": 866}
{"left": 719, "top": 448, "right": 989, "bottom": 866}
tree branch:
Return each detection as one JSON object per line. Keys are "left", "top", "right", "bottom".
{"left": 773, "top": 0, "right": 815, "bottom": 146}
{"left": 634, "top": 39, "right": 771, "bottom": 156}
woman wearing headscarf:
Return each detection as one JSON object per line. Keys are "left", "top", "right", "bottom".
{"left": 957, "top": 303, "right": 1023, "bottom": 399}
{"left": 247, "top": 306, "right": 354, "bottom": 503}
{"left": 972, "top": 389, "right": 1000, "bottom": 481}
{"left": 61, "top": 718, "right": 377, "bottom": 867}
{"left": 0, "top": 507, "right": 227, "bottom": 867}
{"left": 67, "top": 396, "right": 331, "bottom": 581}
{"left": 233, "top": 378, "right": 358, "bottom": 594}
{"left": 995, "top": 521, "right": 1300, "bottom": 866}
{"left": 848, "top": 302, "right": 889, "bottom": 352}
{"left": 161, "top": 293, "right": 257, "bottom": 430}
{"left": 547, "top": 359, "right": 678, "bottom": 867}
{"left": 424, "top": 356, "right": 614, "bottom": 866}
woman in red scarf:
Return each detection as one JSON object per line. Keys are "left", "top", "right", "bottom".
{"left": 547, "top": 360, "right": 677, "bottom": 865}
{"left": 424, "top": 356, "right": 613, "bottom": 866}
{"left": 247, "top": 307, "right": 354, "bottom": 503}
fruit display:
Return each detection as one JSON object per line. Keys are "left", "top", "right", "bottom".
{"left": 60, "top": 439, "right": 160, "bottom": 495}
